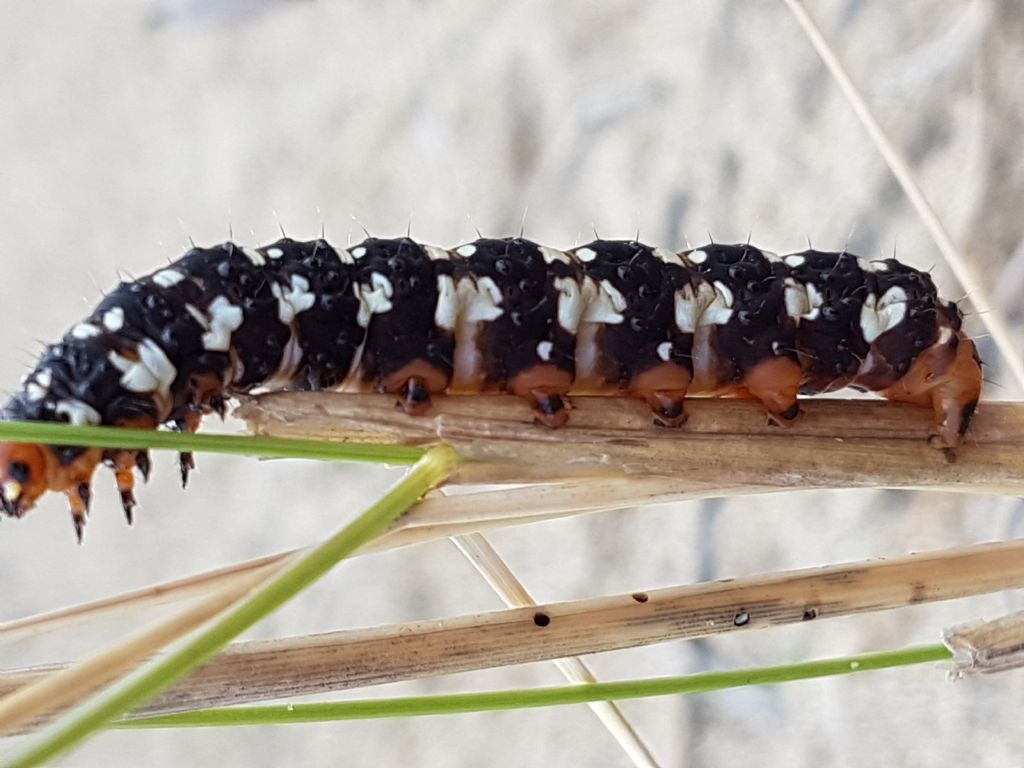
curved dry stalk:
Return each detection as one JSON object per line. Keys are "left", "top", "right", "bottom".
{"left": 4, "top": 537, "right": 1024, "bottom": 720}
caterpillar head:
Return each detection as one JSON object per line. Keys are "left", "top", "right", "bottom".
{"left": 0, "top": 441, "right": 105, "bottom": 541}
{"left": 0, "top": 442, "right": 52, "bottom": 518}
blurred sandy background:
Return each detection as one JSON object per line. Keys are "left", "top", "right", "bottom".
{"left": 1, "top": 1, "right": 1023, "bottom": 765}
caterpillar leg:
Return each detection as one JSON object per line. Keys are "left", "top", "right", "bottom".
{"left": 102, "top": 449, "right": 152, "bottom": 524}
{"left": 165, "top": 372, "right": 231, "bottom": 488}
{"left": 171, "top": 410, "right": 204, "bottom": 488}
{"left": 190, "top": 372, "right": 229, "bottom": 419}
{"left": 509, "top": 365, "right": 574, "bottom": 428}
{"left": 381, "top": 360, "right": 452, "bottom": 416}
{"left": 880, "top": 334, "right": 983, "bottom": 449}
{"left": 630, "top": 363, "right": 692, "bottom": 428}
{"left": 741, "top": 357, "right": 803, "bottom": 426}
{"left": 68, "top": 482, "right": 92, "bottom": 544}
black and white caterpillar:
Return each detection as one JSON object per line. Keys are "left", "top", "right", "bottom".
{"left": 0, "top": 236, "right": 982, "bottom": 538}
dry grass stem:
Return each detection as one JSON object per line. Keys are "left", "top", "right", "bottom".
{"left": 4, "top": 538, "right": 1023, "bottom": 718}
{"left": 239, "top": 393, "right": 1024, "bottom": 492}
{"left": 944, "top": 611, "right": 1024, "bottom": 675}
{"left": 0, "top": 562, "right": 286, "bottom": 735}
{"left": 0, "top": 554, "right": 291, "bottom": 645}
{"left": 0, "top": 476, "right": 748, "bottom": 647}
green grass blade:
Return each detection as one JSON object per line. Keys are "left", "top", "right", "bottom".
{"left": 116, "top": 644, "right": 952, "bottom": 728}
{"left": 1, "top": 445, "right": 460, "bottom": 768}
{"left": 0, "top": 420, "right": 424, "bottom": 464}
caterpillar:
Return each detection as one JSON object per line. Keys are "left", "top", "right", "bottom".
{"left": 0, "top": 236, "right": 982, "bottom": 539}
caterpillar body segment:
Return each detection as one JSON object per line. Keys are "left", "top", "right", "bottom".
{"left": 0, "top": 236, "right": 982, "bottom": 538}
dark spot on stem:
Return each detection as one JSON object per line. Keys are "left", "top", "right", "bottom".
{"left": 733, "top": 611, "right": 750, "bottom": 627}
{"left": 533, "top": 611, "right": 551, "bottom": 627}
{"left": 631, "top": 592, "right": 649, "bottom": 603}
{"left": 802, "top": 608, "right": 818, "bottom": 621}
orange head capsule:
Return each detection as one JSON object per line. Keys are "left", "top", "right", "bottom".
{"left": 0, "top": 442, "right": 53, "bottom": 518}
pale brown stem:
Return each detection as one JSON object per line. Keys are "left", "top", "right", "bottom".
{"left": 238, "top": 394, "right": 1024, "bottom": 491}
{"left": 3, "top": 537, "right": 1024, "bottom": 721}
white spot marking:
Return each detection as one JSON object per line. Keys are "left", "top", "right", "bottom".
{"left": 860, "top": 286, "right": 908, "bottom": 343}
{"left": 353, "top": 285, "right": 371, "bottom": 328}
{"left": 271, "top": 275, "right": 316, "bottom": 324}
{"left": 784, "top": 278, "right": 810, "bottom": 320}
{"left": 581, "top": 279, "right": 627, "bottom": 324}
{"left": 102, "top": 307, "right": 125, "bottom": 332}
{"left": 434, "top": 274, "right": 458, "bottom": 331}
{"left": 772, "top": 341, "right": 781, "bottom": 355}
{"left": 266, "top": 247, "right": 284, "bottom": 259}
{"left": 687, "top": 249, "right": 708, "bottom": 265}
{"left": 71, "top": 324, "right": 101, "bottom": 340}
{"left": 424, "top": 245, "right": 452, "bottom": 261}
{"left": 261, "top": 330, "right": 304, "bottom": 390}
{"left": 456, "top": 244, "right": 477, "bottom": 258}
{"left": 712, "top": 281, "right": 734, "bottom": 308}
{"left": 26, "top": 383, "right": 47, "bottom": 401}
{"left": 538, "top": 246, "right": 571, "bottom": 265}
{"left": 55, "top": 399, "right": 101, "bottom": 426}
{"left": 536, "top": 340, "right": 554, "bottom": 362}
{"left": 602, "top": 280, "right": 628, "bottom": 311}
{"left": 700, "top": 281, "right": 733, "bottom": 326}
{"left": 153, "top": 269, "right": 186, "bottom": 288}
{"left": 356, "top": 272, "right": 395, "bottom": 326}
{"left": 784, "top": 254, "right": 806, "bottom": 268}
{"left": 35, "top": 369, "right": 52, "bottom": 388}
{"left": 654, "top": 248, "right": 683, "bottom": 266}
{"left": 938, "top": 326, "right": 954, "bottom": 345}
{"left": 242, "top": 247, "right": 266, "bottom": 266}
{"left": 109, "top": 339, "right": 177, "bottom": 397}
{"left": 803, "top": 282, "right": 824, "bottom": 322}
{"left": 553, "top": 276, "right": 584, "bottom": 334}
{"left": 202, "top": 296, "right": 244, "bottom": 351}
{"left": 858, "top": 258, "right": 889, "bottom": 273}
{"left": 372, "top": 272, "right": 394, "bottom": 298}
{"left": 459, "top": 276, "right": 504, "bottom": 323}
{"left": 371, "top": 272, "right": 395, "bottom": 307}
{"left": 657, "top": 341, "right": 673, "bottom": 362}
{"left": 137, "top": 339, "right": 177, "bottom": 394}
{"left": 574, "top": 247, "right": 597, "bottom": 263}
{"left": 350, "top": 246, "right": 367, "bottom": 259}
{"left": 674, "top": 283, "right": 704, "bottom": 333}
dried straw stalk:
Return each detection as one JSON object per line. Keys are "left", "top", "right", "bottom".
{"left": 2, "top": 537, "right": 1023, "bottom": 720}
{"left": 238, "top": 393, "right": 1024, "bottom": 493}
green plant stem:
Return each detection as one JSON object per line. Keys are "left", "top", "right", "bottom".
{"left": 114, "top": 644, "right": 952, "bottom": 728}
{"left": 0, "top": 420, "right": 424, "bottom": 464}
{"left": 1, "top": 445, "right": 460, "bottom": 768}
